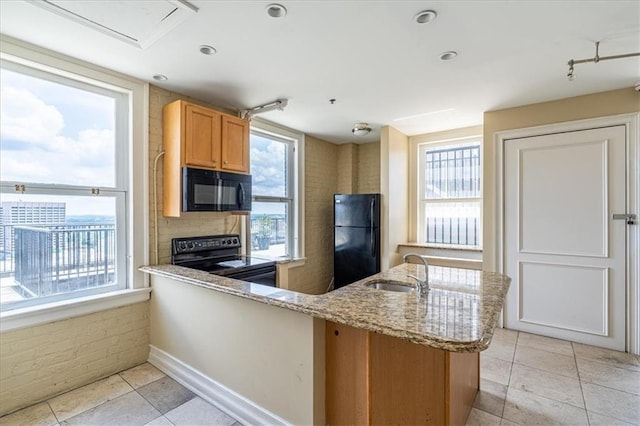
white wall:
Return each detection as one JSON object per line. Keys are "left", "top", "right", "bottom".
{"left": 149, "top": 276, "right": 325, "bottom": 425}
{"left": 380, "top": 126, "right": 409, "bottom": 270}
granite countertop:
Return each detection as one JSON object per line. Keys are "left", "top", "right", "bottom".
{"left": 140, "top": 263, "right": 511, "bottom": 353}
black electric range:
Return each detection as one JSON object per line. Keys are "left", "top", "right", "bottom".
{"left": 171, "top": 234, "right": 276, "bottom": 286}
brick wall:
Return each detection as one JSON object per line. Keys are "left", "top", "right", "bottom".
{"left": 0, "top": 302, "right": 149, "bottom": 415}
{"left": 148, "top": 85, "right": 240, "bottom": 264}
{"left": 357, "top": 142, "right": 381, "bottom": 193}
{"left": 337, "top": 144, "right": 358, "bottom": 193}
{"left": 287, "top": 136, "right": 338, "bottom": 294}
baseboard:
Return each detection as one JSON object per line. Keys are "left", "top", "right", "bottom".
{"left": 148, "top": 345, "right": 290, "bottom": 426}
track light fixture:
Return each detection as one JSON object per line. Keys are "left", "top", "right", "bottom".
{"left": 241, "top": 99, "right": 288, "bottom": 120}
{"left": 566, "top": 41, "right": 640, "bottom": 81}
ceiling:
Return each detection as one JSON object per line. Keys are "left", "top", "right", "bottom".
{"left": 1, "top": 0, "right": 638, "bottom": 144}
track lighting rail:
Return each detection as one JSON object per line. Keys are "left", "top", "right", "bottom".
{"left": 567, "top": 41, "right": 640, "bottom": 81}
{"left": 240, "top": 99, "right": 288, "bottom": 120}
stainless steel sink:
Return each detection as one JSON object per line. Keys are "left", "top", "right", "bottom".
{"left": 366, "top": 280, "right": 415, "bottom": 293}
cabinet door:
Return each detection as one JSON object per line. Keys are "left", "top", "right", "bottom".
{"left": 325, "top": 321, "right": 369, "bottom": 425}
{"left": 221, "top": 115, "right": 249, "bottom": 173}
{"left": 184, "top": 103, "right": 221, "bottom": 168}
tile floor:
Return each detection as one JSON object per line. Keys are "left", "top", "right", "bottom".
{"left": 0, "top": 363, "right": 241, "bottom": 426}
{"left": 1, "top": 329, "right": 639, "bottom": 425}
{"left": 470, "top": 328, "right": 640, "bottom": 426}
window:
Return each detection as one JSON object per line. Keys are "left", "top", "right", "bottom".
{"left": 418, "top": 140, "right": 481, "bottom": 247}
{"left": 0, "top": 48, "right": 144, "bottom": 314}
{"left": 249, "top": 121, "right": 302, "bottom": 258}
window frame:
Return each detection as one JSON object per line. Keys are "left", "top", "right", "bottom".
{"left": 0, "top": 38, "right": 149, "bottom": 331}
{"left": 409, "top": 127, "right": 483, "bottom": 250}
{"left": 248, "top": 118, "right": 304, "bottom": 259}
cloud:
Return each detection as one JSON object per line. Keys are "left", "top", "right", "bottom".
{"left": 0, "top": 86, "right": 64, "bottom": 146}
{"left": 250, "top": 138, "right": 287, "bottom": 197}
{"left": 0, "top": 86, "right": 115, "bottom": 187}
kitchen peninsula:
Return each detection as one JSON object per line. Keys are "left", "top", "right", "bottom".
{"left": 141, "top": 263, "right": 510, "bottom": 425}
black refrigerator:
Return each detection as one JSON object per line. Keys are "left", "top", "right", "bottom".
{"left": 333, "top": 193, "right": 381, "bottom": 289}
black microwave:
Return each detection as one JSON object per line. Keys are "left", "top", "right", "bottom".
{"left": 182, "top": 167, "right": 252, "bottom": 212}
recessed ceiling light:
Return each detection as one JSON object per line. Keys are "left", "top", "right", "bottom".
{"left": 199, "top": 45, "right": 217, "bottom": 55}
{"left": 266, "top": 3, "right": 287, "bottom": 18}
{"left": 153, "top": 74, "right": 168, "bottom": 81}
{"left": 414, "top": 10, "right": 437, "bottom": 24}
{"left": 439, "top": 51, "right": 458, "bottom": 61}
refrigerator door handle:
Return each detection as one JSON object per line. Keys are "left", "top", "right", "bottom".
{"left": 370, "top": 197, "right": 375, "bottom": 229}
{"left": 370, "top": 196, "right": 376, "bottom": 257}
{"left": 371, "top": 229, "right": 376, "bottom": 257}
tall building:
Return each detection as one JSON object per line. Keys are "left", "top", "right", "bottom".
{"left": 0, "top": 202, "right": 66, "bottom": 252}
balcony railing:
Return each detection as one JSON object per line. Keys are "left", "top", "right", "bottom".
{"left": 250, "top": 215, "right": 286, "bottom": 250}
{"left": 1, "top": 223, "right": 116, "bottom": 299}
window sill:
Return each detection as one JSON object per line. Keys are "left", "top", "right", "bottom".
{"left": 399, "top": 242, "right": 482, "bottom": 252}
{"left": 0, "top": 288, "right": 151, "bottom": 333}
{"left": 398, "top": 243, "right": 482, "bottom": 270}
{"left": 274, "top": 257, "right": 306, "bottom": 268}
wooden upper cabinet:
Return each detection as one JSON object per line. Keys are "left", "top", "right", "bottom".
{"left": 221, "top": 115, "right": 249, "bottom": 173}
{"left": 184, "top": 103, "right": 221, "bottom": 169}
{"left": 163, "top": 99, "right": 250, "bottom": 174}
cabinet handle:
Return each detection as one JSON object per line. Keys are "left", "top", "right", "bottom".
{"left": 224, "top": 160, "right": 228, "bottom": 164}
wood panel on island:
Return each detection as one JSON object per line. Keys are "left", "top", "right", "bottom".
{"left": 162, "top": 100, "right": 250, "bottom": 217}
{"left": 326, "top": 321, "right": 479, "bottom": 426}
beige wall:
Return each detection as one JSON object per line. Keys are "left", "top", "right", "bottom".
{"left": 483, "top": 88, "right": 640, "bottom": 271}
{"left": 0, "top": 302, "right": 149, "bottom": 415}
{"left": 288, "top": 136, "right": 339, "bottom": 294}
{"left": 149, "top": 275, "right": 324, "bottom": 425}
{"left": 148, "top": 85, "right": 240, "bottom": 265}
{"left": 337, "top": 143, "right": 358, "bottom": 193}
{"left": 380, "top": 126, "right": 409, "bottom": 270}
{"left": 357, "top": 142, "right": 381, "bottom": 194}
{"left": 336, "top": 142, "right": 381, "bottom": 195}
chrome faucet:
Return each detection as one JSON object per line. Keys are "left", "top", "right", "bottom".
{"left": 403, "top": 253, "right": 429, "bottom": 295}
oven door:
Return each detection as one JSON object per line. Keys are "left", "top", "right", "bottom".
{"left": 223, "top": 265, "right": 276, "bottom": 287}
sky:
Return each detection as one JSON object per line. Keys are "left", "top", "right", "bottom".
{"left": 250, "top": 133, "right": 287, "bottom": 198}
{"left": 1, "top": 67, "right": 117, "bottom": 217}
{"left": 249, "top": 133, "right": 289, "bottom": 217}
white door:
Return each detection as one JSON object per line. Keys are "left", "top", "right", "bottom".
{"left": 504, "top": 125, "right": 627, "bottom": 351}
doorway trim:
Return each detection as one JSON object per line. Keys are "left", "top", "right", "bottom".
{"left": 493, "top": 112, "right": 639, "bottom": 354}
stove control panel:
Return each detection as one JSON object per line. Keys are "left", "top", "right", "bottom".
{"left": 172, "top": 235, "right": 241, "bottom": 254}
